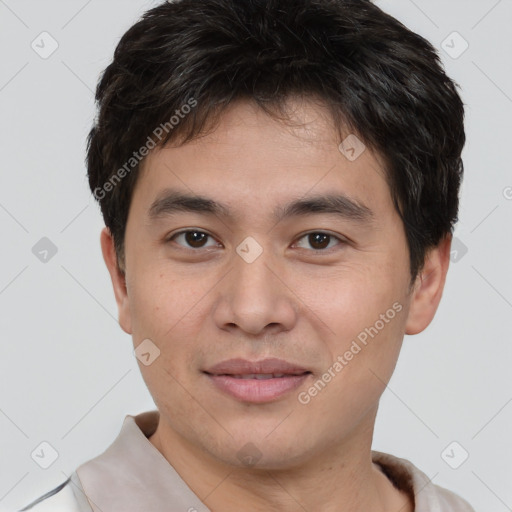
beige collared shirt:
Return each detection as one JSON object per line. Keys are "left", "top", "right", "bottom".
{"left": 20, "top": 410, "right": 476, "bottom": 511}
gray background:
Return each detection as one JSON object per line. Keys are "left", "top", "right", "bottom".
{"left": 0, "top": 0, "right": 511, "bottom": 510}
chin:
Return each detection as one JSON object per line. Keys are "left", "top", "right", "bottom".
{"left": 208, "top": 432, "right": 316, "bottom": 471}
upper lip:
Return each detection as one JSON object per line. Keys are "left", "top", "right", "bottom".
{"left": 204, "top": 358, "right": 311, "bottom": 376}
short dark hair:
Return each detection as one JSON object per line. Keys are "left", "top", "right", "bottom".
{"left": 87, "top": 0, "right": 465, "bottom": 283}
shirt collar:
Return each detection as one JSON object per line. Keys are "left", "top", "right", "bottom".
{"left": 75, "top": 409, "right": 451, "bottom": 511}
{"left": 76, "top": 410, "right": 210, "bottom": 511}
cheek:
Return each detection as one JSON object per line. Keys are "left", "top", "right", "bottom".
{"left": 294, "top": 262, "right": 403, "bottom": 337}
{"left": 294, "top": 264, "right": 408, "bottom": 399}
{"left": 128, "top": 269, "right": 217, "bottom": 388}
{"left": 298, "top": 305, "right": 407, "bottom": 435}
{"left": 128, "top": 269, "right": 208, "bottom": 340}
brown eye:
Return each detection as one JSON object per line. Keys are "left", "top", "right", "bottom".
{"left": 308, "top": 233, "right": 330, "bottom": 249}
{"left": 185, "top": 231, "right": 208, "bottom": 248}
{"left": 295, "top": 231, "right": 343, "bottom": 251}
{"left": 169, "top": 230, "right": 217, "bottom": 249}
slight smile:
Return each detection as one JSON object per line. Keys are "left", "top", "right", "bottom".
{"left": 203, "top": 358, "right": 312, "bottom": 403}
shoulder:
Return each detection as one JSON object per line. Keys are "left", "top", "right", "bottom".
{"left": 372, "top": 450, "right": 476, "bottom": 511}
{"left": 18, "top": 477, "right": 82, "bottom": 512}
{"left": 432, "top": 484, "right": 478, "bottom": 511}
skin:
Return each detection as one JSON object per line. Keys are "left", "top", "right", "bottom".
{"left": 101, "top": 97, "right": 451, "bottom": 512}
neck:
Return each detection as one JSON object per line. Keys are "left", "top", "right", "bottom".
{"left": 149, "top": 407, "right": 413, "bottom": 512}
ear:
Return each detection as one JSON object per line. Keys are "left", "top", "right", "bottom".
{"left": 405, "top": 234, "right": 452, "bottom": 335}
{"left": 100, "top": 227, "right": 132, "bottom": 334}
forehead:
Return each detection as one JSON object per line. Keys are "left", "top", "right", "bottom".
{"left": 132, "top": 99, "right": 393, "bottom": 224}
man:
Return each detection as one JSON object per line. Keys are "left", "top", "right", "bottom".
{"left": 20, "top": 0, "right": 475, "bottom": 510}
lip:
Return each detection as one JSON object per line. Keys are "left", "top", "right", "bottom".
{"left": 204, "top": 357, "right": 310, "bottom": 376}
{"left": 203, "top": 358, "right": 311, "bottom": 403}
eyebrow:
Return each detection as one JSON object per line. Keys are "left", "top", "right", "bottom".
{"left": 148, "top": 188, "right": 374, "bottom": 225}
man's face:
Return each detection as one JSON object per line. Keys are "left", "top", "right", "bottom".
{"left": 112, "top": 99, "right": 421, "bottom": 468}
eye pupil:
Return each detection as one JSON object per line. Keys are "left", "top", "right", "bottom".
{"left": 175, "top": 231, "right": 336, "bottom": 251}
{"left": 185, "top": 231, "right": 207, "bottom": 248}
{"left": 309, "top": 233, "right": 330, "bottom": 249}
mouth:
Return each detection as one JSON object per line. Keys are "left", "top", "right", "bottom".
{"left": 213, "top": 372, "right": 309, "bottom": 379}
{"left": 203, "top": 358, "right": 312, "bottom": 403}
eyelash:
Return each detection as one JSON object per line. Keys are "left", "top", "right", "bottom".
{"left": 166, "top": 229, "right": 346, "bottom": 252}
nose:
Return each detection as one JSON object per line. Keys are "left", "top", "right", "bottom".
{"left": 212, "top": 244, "right": 299, "bottom": 336}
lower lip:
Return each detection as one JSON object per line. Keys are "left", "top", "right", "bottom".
{"left": 205, "top": 373, "right": 310, "bottom": 403}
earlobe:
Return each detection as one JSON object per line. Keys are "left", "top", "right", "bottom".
{"left": 100, "top": 227, "right": 132, "bottom": 334}
{"left": 404, "top": 234, "right": 452, "bottom": 335}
